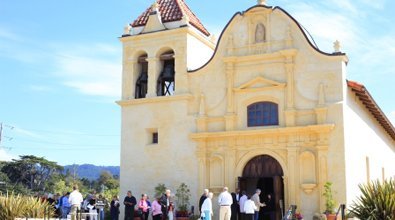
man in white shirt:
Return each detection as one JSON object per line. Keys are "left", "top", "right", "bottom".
{"left": 238, "top": 191, "right": 248, "bottom": 220}
{"left": 69, "top": 185, "right": 84, "bottom": 220}
{"left": 243, "top": 196, "right": 257, "bottom": 220}
{"left": 218, "top": 186, "right": 233, "bottom": 220}
{"left": 251, "top": 189, "right": 265, "bottom": 220}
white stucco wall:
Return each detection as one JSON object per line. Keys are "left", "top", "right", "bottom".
{"left": 187, "top": 33, "right": 214, "bottom": 71}
{"left": 344, "top": 88, "right": 395, "bottom": 205}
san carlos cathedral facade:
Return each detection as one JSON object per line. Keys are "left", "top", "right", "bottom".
{"left": 117, "top": 0, "right": 395, "bottom": 219}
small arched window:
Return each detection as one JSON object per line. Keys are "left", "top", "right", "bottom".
{"left": 247, "top": 102, "right": 278, "bottom": 127}
{"left": 255, "top": 23, "right": 265, "bottom": 43}
{"left": 135, "top": 54, "right": 148, "bottom": 99}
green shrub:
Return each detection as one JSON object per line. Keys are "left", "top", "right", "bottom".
{"left": 350, "top": 179, "right": 395, "bottom": 220}
{"left": 0, "top": 192, "right": 53, "bottom": 220}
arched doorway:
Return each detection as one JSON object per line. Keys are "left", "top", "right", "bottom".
{"left": 238, "top": 155, "right": 284, "bottom": 220}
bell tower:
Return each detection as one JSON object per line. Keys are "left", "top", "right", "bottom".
{"left": 120, "top": 0, "right": 215, "bottom": 100}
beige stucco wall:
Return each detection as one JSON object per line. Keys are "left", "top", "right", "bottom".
{"left": 344, "top": 88, "right": 395, "bottom": 205}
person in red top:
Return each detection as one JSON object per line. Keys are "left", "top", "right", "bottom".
{"left": 138, "top": 194, "right": 150, "bottom": 220}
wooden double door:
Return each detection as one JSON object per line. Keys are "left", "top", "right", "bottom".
{"left": 238, "top": 155, "right": 285, "bottom": 220}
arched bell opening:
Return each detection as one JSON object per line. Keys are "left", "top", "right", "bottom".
{"left": 135, "top": 53, "right": 148, "bottom": 99}
{"left": 157, "top": 50, "right": 175, "bottom": 96}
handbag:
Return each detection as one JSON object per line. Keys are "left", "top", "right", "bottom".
{"left": 136, "top": 208, "right": 143, "bottom": 216}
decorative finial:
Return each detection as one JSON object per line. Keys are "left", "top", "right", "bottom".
{"left": 151, "top": 2, "right": 159, "bottom": 12}
{"left": 333, "top": 40, "right": 341, "bottom": 53}
{"left": 123, "top": 24, "right": 131, "bottom": 35}
{"left": 181, "top": 14, "right": 190, "bottom": 25}
{"left": 257, "top": 0, "right": 267, "bottom": 5}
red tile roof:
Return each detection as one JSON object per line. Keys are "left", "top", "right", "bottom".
{"left": 131, "top": 0, "right": 210, "bottom": 36}
{"left": 347, "top": 80, "right": 395, "bottom": 141}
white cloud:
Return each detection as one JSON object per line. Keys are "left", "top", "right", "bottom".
{"left": 0, "top": 148, "right": 16, "bottom": 162}
{"left": 285, "top": 2, "right": 361, "bottom": 53}
{"left": 53, "top": 47, "right": 122, "bottom": 98}
{"left": 0, "top": 27, "right": 23, "bottom": 42}
{"left": 12, "top": 126, "right": 44, "bottom": 139}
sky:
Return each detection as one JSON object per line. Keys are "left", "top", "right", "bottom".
{"left": 0, "top": 0, "right": 394, "bottom": 166}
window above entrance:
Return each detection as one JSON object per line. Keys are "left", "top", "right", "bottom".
{"left": 247, "top": 102, "right": 279, "bottom": 127}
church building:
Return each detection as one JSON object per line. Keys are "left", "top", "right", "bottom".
{"left": 117, "top": 0, "right": 395, "bottom": 219}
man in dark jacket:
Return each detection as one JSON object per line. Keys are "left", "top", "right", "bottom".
{"left": 199, "top": 189, "right": 209, "bottom": 214}
{"left": 160, "top": 189, "right": 171, "bottom": 220}
{"left": 124, "top": 191, "right": 137, "bottom": 220}
{"left": 263, "top": 194, "right": 275, "bottom": 220}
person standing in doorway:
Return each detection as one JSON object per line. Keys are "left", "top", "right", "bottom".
{"left": 238, "top": 191, "right": 247, "bottom": 220}
{"left": 69, "top": 185, "right": 84, "bottom": 220}
{"left": 262, "top": 194, "right": 275, "bottom": 220}
{"left": 243, "top": 195, "right": 257, "bottom": 220}
{"left": 124, "top": 191, "right": 137, "bottom": 220}
{"left": 251, "top": 189, "right": 265, "bottom": 220}
{"left": 218, "top": 186, "right": 233, "bottom": 220}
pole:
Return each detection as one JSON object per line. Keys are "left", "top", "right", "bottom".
{"left": 0, "top": 123, "right": 3, "bottom": 145}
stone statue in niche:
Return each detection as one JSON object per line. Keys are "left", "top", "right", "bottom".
{"left": 255, "top": 23, "right": 265, "bottom": 43}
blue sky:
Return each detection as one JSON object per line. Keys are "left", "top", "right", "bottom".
{"left": 1, "top": 0, "right": 394, "bottom": 166}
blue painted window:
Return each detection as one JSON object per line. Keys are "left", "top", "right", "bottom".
{"left": 247, "top": 102, "right": 279, "bottom": 127}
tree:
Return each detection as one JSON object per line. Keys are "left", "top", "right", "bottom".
{"left": 97, "top": 171, "right": 119, "bottom": 192}
{"left": 1, "top": 155, "right": 63, "bottom": 192}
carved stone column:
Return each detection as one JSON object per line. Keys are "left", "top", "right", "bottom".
{"left": 197, "top": 94, "right": 208, "bottom": 132}
{"left": 287, "top": 145, "right": 299, "bottom": 205}
{"left": 225, "top": 139, "right": 236, "bottom": 191}
{"left": 225, "top": 61, "right": 236, "bottom": 131}
{"left": 317, "top": 145, "right": 328, "bottom": 212}
{"left": 285, "top": 57, "right": 296, "bottom": 126}
{"left": 196, "top": 141, "right": 207, "bottom": 194}
{"left": 146, "top": 57, "right": 159, "bottom": 98}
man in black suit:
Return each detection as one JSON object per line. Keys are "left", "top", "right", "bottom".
{"left": 231, "top": 188, "right": 240, "bottom": 220}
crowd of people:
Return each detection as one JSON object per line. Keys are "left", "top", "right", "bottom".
{"left": 36, "top": 185, "right": 121, "bottom": 220}
{"left": 123, "top": 186, "right": 275, "bottom": 220}
{"left": 122, "top": 189, "right": 173, "bottom": 220}
{"left": 197, "top": 187, "right": 275, "bottom": 220}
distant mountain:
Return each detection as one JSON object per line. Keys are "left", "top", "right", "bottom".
{"left": 63, "top": 164, "right": 120, "bottom": 180}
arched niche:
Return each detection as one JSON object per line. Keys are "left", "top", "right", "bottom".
{"left": 255, "top": 23, "right": 266, "bottom": 43}
{"left": 209, "top": 156, "right": 224, "bottom": 188}
{"left": 299, "top": 151, "right": 317, "bottom": 193}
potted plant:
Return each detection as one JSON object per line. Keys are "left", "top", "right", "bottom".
{"left": 323, "top": 182, "right": 337, "bottom": 220}
{"left": 175, "top": 183, "right": 191, "bottom": 220}
{"left": 154, "top": 183, "right": 167, "bottom": 197}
